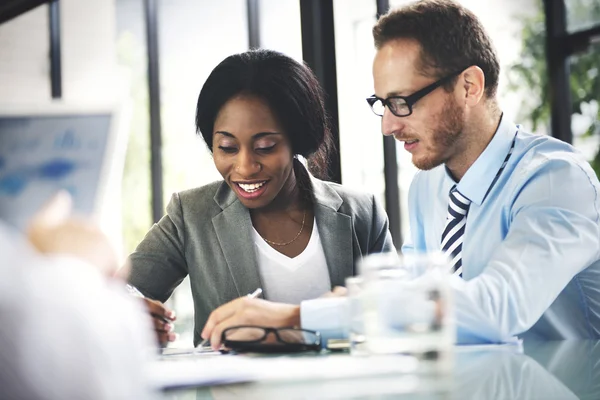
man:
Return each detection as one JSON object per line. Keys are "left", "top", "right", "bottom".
{"left": 363, "top": 0, "right": 600, "bottom": 342}
{"left": 199, "top": 0, "right": 600, "bottom": 346}
{"left": 0, "top": 192, "right": 157, "bottom": 399}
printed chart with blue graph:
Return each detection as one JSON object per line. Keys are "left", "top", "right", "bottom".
{"left": 0, "top": 114, "right": 112, "bottom": 230}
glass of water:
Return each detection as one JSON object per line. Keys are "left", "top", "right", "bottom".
{"left": 344, "top": 276, "right": 367, "bottom": 356}
{"left": 358, "top": 251, "right": 454, "bottom": 360}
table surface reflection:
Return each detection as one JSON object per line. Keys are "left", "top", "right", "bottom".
{"left": 161, "top": 340, "right": 600, "bottom": 399}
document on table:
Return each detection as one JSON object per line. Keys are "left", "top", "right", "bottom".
{"left": 249, "top": 353, "right": 419, "bottom": 381}
{"left": 145, "top": 356, "right": 258, "bottom": 389}
{"left": 145, "top": 353, "right": 419, "bottom": 390}
{"left": 160, "top": 347, "right": 221, "bottom": 357}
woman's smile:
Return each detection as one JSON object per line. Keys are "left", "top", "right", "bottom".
{"left": 233, "top": 180, "right": 270, "bottom": 200}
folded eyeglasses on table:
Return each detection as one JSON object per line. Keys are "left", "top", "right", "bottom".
{"left": 221, "top": 326, "right": 321, "bottom": 353}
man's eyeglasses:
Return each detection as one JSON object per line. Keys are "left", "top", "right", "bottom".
{"left": 221, "top": 326, "right": 321, "bottom": 353}
{"left": 366, "top": 69, "right": 465, "bottom": 118}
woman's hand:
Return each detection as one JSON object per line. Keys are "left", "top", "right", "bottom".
{"left": 141, "top": 297, "right": 178, "bottom": 345}
{"left": 319, "top": 286, "right": 348, "bottom": 298}
{"left": 201, "top": 297, "right": 300, "bottom": 350}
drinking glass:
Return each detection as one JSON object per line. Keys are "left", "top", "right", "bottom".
{"left": 344, "top": 276, "right": 367, "bottom": 356}
{"left": 358, "top": 252, "right": 454, "bottom": 359}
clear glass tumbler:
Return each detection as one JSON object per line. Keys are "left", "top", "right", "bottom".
{"left": 344, "top": 276, "right": 367, "bottom": 356}
{"left": 359, "top": 251, "right": 454, "bottom": 360}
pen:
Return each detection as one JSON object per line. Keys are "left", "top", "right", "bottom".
{"left": 125, "top": 284, "right": 172, "bottom": 324}
{"left": 247, "top": 287, "right": 263, "bottom": 299}
{"left": 196, "top": 287, "right": 263, "bottom": 349}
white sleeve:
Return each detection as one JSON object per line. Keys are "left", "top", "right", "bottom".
{"left": 300, "top": 297, "right": 348, "bottom": 347}
{"left": 0, "top": 224, "right": 158, "bottom": 400}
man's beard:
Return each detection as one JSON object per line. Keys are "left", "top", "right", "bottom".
{"left": 412, "top": 97, "right": 465, "bottom": 171}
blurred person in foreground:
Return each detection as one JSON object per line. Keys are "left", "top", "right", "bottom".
{"left": 0, "top": 191, "right": 156, "bottom": 399}
{"left": 301, "top": 0, "right": 600, "bottom": 344}
{"left": 128, "top": 49, "right": 394, "bottom": 349}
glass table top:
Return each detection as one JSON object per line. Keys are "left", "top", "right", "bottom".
{"left": 160, "top": 340, "right": 600, "bottom": 399}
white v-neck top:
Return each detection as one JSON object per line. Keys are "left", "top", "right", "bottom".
{"left": 252, "top": 218, "right": 331, "bottom": 304}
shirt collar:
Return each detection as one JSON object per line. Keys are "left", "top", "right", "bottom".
{"left": 448, "top": 114, "right": 517, "bottom": 206}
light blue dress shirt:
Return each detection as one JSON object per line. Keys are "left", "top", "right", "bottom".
{"left": 302, "top": 116, "right": 600, "bottom": 344}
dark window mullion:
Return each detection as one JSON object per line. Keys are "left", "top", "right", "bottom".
{"left": 247, "top": 0, "right": 260, "bottom": 49}
{"left": 49, "top": 0, "right": 61, "bottom": 99}
{"left": 300, "top": 0, "right": 341, "bottom": 184}
{"left": 544, "top": 0, "right": 573, "bottom": 144}
{"left": 144, "top": 0, "right": 164, "bottom": 223}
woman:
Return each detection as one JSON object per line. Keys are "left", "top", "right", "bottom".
{"left": 128, "top": 49, "right": 394, "bottom": 347}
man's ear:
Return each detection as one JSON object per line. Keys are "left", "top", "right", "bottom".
{"left": 461, "top": 65, "right": 486, "bottom": 107}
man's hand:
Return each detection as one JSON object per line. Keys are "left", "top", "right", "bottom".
{"left": 27, "top": 191, "right": 120, "bottom": 277}
{"left": 142, "top": 298, "right": 177, "bottom": 345}
{"left": 201, "top": 297, "right": 300, "bottom": 350}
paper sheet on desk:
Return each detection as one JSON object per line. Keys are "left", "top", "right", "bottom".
{"left": 160, "top": 347, "right": 221, "bottom": 357}
{"left": 250, "top": 354, "right": 419, "bottom": 381}
{"left": 146, "top": 353, "right": 419, "bottom": 389}
{"left": 145, "top": 356, "right": 258, "bottom": 389}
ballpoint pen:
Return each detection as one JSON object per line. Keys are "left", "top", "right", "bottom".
{"left": 125, "top": 284, "right": 172, "bottom": 324}
{"left": 196, "top": 287, "right": 263, "bottom": 349}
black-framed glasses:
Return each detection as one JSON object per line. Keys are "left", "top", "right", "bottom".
{"left": 366, "top": 69, "right": 465, "bottom": 117}
{"left": 221, "top": 326, "right": 321, "bottom": 353}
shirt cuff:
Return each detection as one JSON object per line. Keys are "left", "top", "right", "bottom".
{"left": 300, "top": 297, "right": 348, "bottom": 348}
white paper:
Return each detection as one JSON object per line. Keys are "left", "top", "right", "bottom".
{"left": 146, "top": 353, "right": 419, "bottom": 390}
{"left": 145, "top": 356, "right": 258, "bottom": 389}
{"left": 160, "top": 347, "right": 221, "bottom": 357}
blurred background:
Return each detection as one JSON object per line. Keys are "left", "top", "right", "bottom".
{"left": 0, "top": 0, "right": 598, "bottom": 346}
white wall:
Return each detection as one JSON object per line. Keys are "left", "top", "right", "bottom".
{"left": 0, "top": 0, "right": 119, "bottom": 106}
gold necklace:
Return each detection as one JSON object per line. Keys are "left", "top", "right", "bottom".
{"left": 262, "top": 210, "right": 307, "bottom": 247}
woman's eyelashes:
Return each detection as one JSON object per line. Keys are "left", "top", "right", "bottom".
{"left": 217, "top": 145, "right": 237, "bottom": 153}
{"left": 256, "top": 144, "right": 276, "bottom": 153}
{"left": 217, "top": 144, "right": 276, "bottom": 154}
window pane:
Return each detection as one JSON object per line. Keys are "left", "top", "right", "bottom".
{"left": 566, "top": 0, "right": 600, "bottom": 32}
{"left": 570, "top": 42, "right": 600, "bottom": 177}
{"left": 260, "top": 0, "right": 303, "bottom": 62}
{"left": 116, "top": 0, "right": 152, "bottom": 255}
{"left": 333, "top": 0, "right": 387, "bottom": 226}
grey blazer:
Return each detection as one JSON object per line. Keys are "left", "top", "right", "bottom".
{"left": 129, "top": 175, "right": 395, "bottom": 345}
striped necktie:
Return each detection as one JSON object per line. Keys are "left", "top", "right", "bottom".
{"left": 441, "top": 134, "right": 517, "bottom": 277}
{"left": 441, "top": 187, "right": 471, "bottom": 277}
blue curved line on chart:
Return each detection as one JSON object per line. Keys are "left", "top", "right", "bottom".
{"left": 36, "top": 159, "right": 77, "bottom": 180}
{"left": 0, "top": 171, "right": 30, "bottom": 195}
{"left": 0, "top": 159, "right": 80, "bottom": 196}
